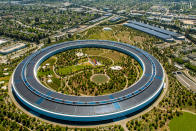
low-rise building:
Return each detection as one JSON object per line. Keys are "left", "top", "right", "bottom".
{"left": 103, "top": 27, "right": 112, "bottom": 31}
{"left": 109, "top": 17, "right": 121, "bottom": 22}
{"left": 188, "top": 53, "right": 196, "bottom": 61}
{"left": 174, "top": 63, "right": 183, "bottom": 69}
{"left": 0, "top": 43, "right": 26, "bottom": 55}
{"left": 160, "top": 18, "right": 173, "bottom": 23}
{"left": 0, "top": 39, "right": 7, "bottom": 45}
{"left": 0, "top": 81, "right": 5, "bottom": 84}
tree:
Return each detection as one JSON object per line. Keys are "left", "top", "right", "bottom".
{"left": 47, "top": 37, "right": 51, "bottom": 44}
{"left": 35, "top": 17, "right": 40, "bottom": 23}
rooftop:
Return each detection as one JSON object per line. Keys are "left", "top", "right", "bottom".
{"left": 0, "top": 39, "right": 7, "bottom": 45}
{"left": 0, "top": 43, "right": 26, "bottom": 54}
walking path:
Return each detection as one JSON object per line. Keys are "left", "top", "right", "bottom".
{"left": 182, "top": 109, "right": 196, "bottom": 115}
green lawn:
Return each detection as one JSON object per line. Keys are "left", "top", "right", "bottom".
{"left": 83, "top": 48, "right": 104, "bottom": 55}
{"left": 91, "top": 74, "right": 109, "bottom": 84}
{"left": 169, "top": 112, "right": 196, "bottom": 131}
{"left": 42, "top": 56, "right": 56, "bottom": 65}
{"left": 37, "top": 56, "right": 56, "bottom": 77}
{"left": 57, "top": 65, "right": 92, "bottom": 75}
{"left": 47, "top": 77, "right": 61, "bottom": 90}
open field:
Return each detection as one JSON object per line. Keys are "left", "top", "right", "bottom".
{"left": 42, "top": 56, "right": 56, "bottom": 65}
{"left": 83, "top": 48, "right": 128, "bottom": 64}
{"left": 169, "top": 112, "right": 196, "bottom": 131}
{"left": 82, "top": 27, "right": 117, "bottom": 41}
{"left": 103, "top": 50, "right": 127, "bottom": 64}
{"left": 37, "top": 56, "right": 56, "bottom": 77}
{"left": 91, "top": 74, "right": 110, "bottom": 84}
{"left": 57, "top": 64, "right": 92, "bottom": 75}
{"left": 83, "top": 48, "right": 105, "bottom": 55}
{"left": 80, "top": 25, "right": 159, "bottom": 45}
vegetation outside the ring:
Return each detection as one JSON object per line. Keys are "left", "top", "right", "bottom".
{"left": 1, "top": 23, "right": 196, "bottom": 130}
{"left": 168, "top": 112, "right": 196, "bottom": 131}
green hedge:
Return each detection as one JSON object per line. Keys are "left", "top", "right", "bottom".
{"left": 174, "top": 58, "right": 185, "bottom": 64}
{"left": 185, "top": 63, "right": 196, "bottom": 72}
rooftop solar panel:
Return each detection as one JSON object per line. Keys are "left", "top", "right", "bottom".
{"left": 124, "top": 23, "right": 173, "bottom": 42}
{"left": 128, "top": 20, "right": 181, "bottom": 37}
{"left": 12, "top": 40, "right": 164, "bottom": 122}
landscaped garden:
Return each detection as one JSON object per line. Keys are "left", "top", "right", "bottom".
{"left": 1, "top": 24, "right": 196, "bottom": 130}
{"left": 91, "top": 74, "right": 110, "bottom": 84}
{"left": 37, "top": 48, "right": 142, "bottom": 96}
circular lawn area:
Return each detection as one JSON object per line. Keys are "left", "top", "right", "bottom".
{"left": 91, "top": 74, "right": 110, "bottom": 85}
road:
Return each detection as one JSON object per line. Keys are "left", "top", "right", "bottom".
{"left": 175, "top": 72, "right": 196, "bottom": 92}
{"left": 183, "top": 69, "right": 196, "bottom": 83}
{"left": 79, "top": 4, "right": 127, "bottom": 19}
{"left": 79, "top": 5, "right": 106, "bottom": 13}
{"left": 78, "top": 16, "right": 113, "bottom": 33}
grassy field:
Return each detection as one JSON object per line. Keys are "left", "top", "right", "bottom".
{"left": 83, "top": 27, "right": 117, "bottom": 41}
{"left": 80, "top": 25, "right": 158, "bottom": 44}
{"left": 37, "top": 56, "right": 56, "bottom": 77}
{"left": 169, "top": 112, "right": 196, "bottom": 131}
{"left": 103, "top": 50, "right": 127, "bottom": 64}
{"left": 57, "top": 64, "right": 92, "bottom": 75}
{"left": 91, "top": 74, "right": 109, "bottom": 84}
{"left": 83, "top": 48, "right": 104, "bottom": 55}
{"left": 42, "top": 56, "right": 56, "bottom": 65}
{"left": 47, "top": 77, "right": 61, "bottom": 90}
{"left": 83, "top": 48, "right": 127, "bottom": 64}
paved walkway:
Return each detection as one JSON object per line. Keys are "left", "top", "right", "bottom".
{"left": 182, "top": 109, "right": 196, "bottom": 115}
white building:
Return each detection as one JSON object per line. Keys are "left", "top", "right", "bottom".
{"left": 0, "top": 43, "right": 26, "bottom": 55}
{"left": 0, "top": 39, "right": 7, "bottom": 45}
{"left": 110, "top": 66, "right": 122, "bottom": 70}
{"left": 103, "top": 27, "right": 112, "bottom": 31}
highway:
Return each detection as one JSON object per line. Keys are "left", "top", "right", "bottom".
{"left": 175, "top": 72, "right": 196, "bottom": 92}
